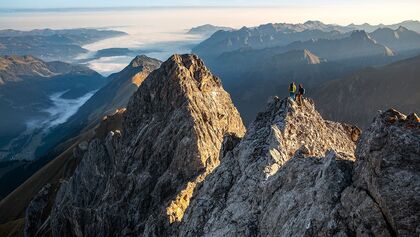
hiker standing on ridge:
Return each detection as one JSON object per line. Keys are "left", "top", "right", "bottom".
{"left": 296, "top": 83, "right": 305, "bottom": 105}
{"left": 289, "top": 82, "right": 297, "bottom": 100}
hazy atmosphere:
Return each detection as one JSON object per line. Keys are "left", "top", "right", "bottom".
{"left": 1, "top": 7, "right": 419, "bottom": 74}
{"left": 0, "top": 1, "right": 419, "bottom": 236}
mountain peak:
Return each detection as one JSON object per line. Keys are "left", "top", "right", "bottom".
{"left": 162, "top": 54, "right": 218, "bottom": 87}
{"left": 304, "top": 20, "right": 323, "bottom": 25}
{"left": 396, "top": 25, "right": 409, "bottom": 32}
{"left": 350, "top": 30, "right": 371, "bottom": 39}
{"left": 129, "top": 55, "right": 160, "bottom": 69}
{"left": 50, "top": 54, "right": 245, "bottom": 236}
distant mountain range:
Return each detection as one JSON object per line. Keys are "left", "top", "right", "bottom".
{"left": 196, "top": 31, "right": 420, "bottom": 123}
{"left": 283, "top": 30, "right": 394, "bottom": 60}
{"left": 0, "top": 28, "right": 126, "bottom": 62}
{"left": 0, "top": 55, "right": 106, "bottom": 161}
{"left": 313, "top": 54, "right": 420, "bottom": 128}
{"left": 348, "top": 20, "right": 420, "bottom": 33}
{"left": 193, "top": 21, "right": 347, "bottom": 60}
{"left": 371, "top": 26, "right": 420, "bottom": 52}
{"left": 191, "top": 20, "right": 420, "bottom": 123}
{"left": 193, "top": 20, "right": 420, "bottom": 62}
{"left": 187, "top": 24, "right": 235, "bottom": 37}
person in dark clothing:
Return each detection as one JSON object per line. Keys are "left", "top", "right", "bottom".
{"left": 296, "top": 84, "right": 305, "bottom": 105}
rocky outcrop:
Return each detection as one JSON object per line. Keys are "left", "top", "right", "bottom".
{"left": 49, "top": 54, "right": 245, "bottom": 236}
{"left": 94, "top": 108, "right": 126, "bottom": 140}
{"left": 341, "top": 109, "right": 420, "bottom": 236}
{"left": 24, "top": 182, "right": 62, "bottom": 237}
{"left": 179, "top": 97, "right": 357, "bottom": 236}
{"left": 179, "top": 99, "right": 419, "bottom": 236}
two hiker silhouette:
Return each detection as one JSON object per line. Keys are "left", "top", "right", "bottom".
{"left": 289, "top": 82, "right": 305, "bottom": 105}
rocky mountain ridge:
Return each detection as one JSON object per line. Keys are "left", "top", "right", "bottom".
{"left": 370, "top": 26, "right": 420, "bottom": 52}
{"left": 47, "top": 54, "right": 245, "bottom": 236}
{"left": 0, "top": 55, "right": 89, "bottom": 85}
{"left": 179, "top": 97, "right": 419, "bottom": 236}
{"left": 179, "top": 97, "right": 358, "bottom": 236}
{"left": 22, "top": 54, "right": 420, "bottom": 236}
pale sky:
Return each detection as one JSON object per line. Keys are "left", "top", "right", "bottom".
{"left": 0, "top": 0, "right": 419, "bottom": 9}
{"left": 0, "top": 1, "right": 419, "bottom": 26}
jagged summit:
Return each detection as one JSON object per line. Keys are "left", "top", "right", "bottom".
{"left": 48, "top": 54, "right": 245, "bottom": 236}
{"left": 249, "top": 96, "right": 357, "bottom": 162}
{"left": 179, "top": 96, "right": 358, "bottom": 236}
{"left": 128, "top": 54, "right": 160, "bottom": 69}
{"left": 123, "top": 54, "right": 238, "bottom": 140}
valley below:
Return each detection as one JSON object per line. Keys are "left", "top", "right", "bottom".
{"left": 0, "top": 10, "right": 419, "bottom": 237}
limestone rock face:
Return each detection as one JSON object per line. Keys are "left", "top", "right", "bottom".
{"left": 49, "top": 54, "right": 245, "bottom": 236}
{"left": 179, "top": 97, "right": 357, "bottom": 236}
{"left": 341, "top": 109, "right": 420, "bottom": 236}
{"left": 179, "top": 100, "right": 420, "bottom": 237}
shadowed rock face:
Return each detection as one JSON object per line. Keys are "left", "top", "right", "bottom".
{"left": 342, "top": 109, "right": 420, "bottom": 236}
{"left": 48, "top": 54, "right": 245, "bottom": 236}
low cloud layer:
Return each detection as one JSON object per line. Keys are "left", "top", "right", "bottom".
{"left": 26, "top": 90, "right": 97, "bottom": 130}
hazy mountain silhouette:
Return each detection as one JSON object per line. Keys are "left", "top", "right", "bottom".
{"left": 348, "top": 20, "right": 420, "bottom": 33}
{"left": 313, "top": 54, "right": 420, "bottom": 127}
{"left": 196, "top": 31, "right": 406, "bottom": 123}
{"left": 188, "top": 24, "right": 235, "bottom": 37}
{"left": 193, "top": 21, "right": 348, "bottom": 60}
{"left": 370, "top": 26, "right": 420, "bottom": 52}
{"left": 0, "top": 29, "right": 126, "bottom": 62}
{"left": 283, "top": 30, "right": 394, "bottom": 60}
